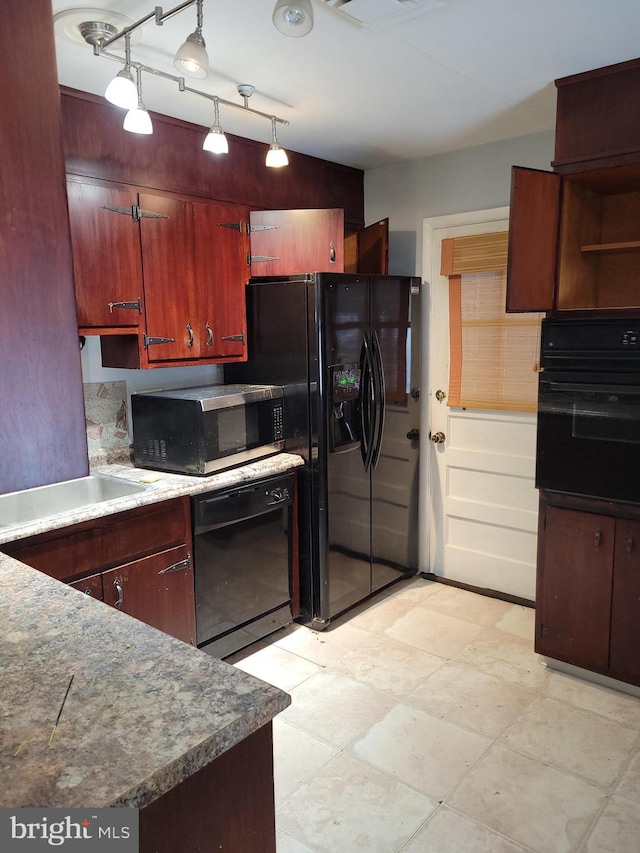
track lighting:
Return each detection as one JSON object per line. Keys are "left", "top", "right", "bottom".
{"left": 266, "top": 117, "right": 289, "bottom": 168}
{"left": 78, "top": 1, "right": 290, "bottom": 167}
{"left": 104, "top": 32, "right": 137, "bottom": 109}
{"left": 123, "top": 67, "right": 153, "bottom": 135}
{"left": 272, "top": 0, "right": 314, "bottom": 37}
{"left": 203, "top": 98, "right": 228, "bottom": 154}
{"left": 174, "top": 0, "right": 209, "bottom": 79}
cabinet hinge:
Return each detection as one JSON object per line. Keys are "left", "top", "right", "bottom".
{"left": 249, "top": 254, "right": 280, "bottom": 265}
{"left": 221, "top": 333, "right": 245, "bottom": 343}
{"left": 108, "top": 297, "right": 142, "bottom": 314}
{"left": 539, "top": 623, "right": 548, "bottom": 637}
{"left": 100, "top": 204, "right": 169, "bottom": 222}
{"left": 143, "top": 334, "right": 176, "bottom": 348}
{"left": 218, "top": 221, "right": 242, "bottom": 232}
{"left": 249, "top": 223, "right": 280, "bottom": 233}
{"left": 158, "top": 554, "right": 192, "bottom": 575}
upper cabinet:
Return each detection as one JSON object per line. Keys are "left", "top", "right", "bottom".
{"left": 249, "top": 208, "right": 344, "bottom": 276}
{"left": 507, "top": 58, "right": 640, "bottom": 315}
{"left": 68, "top": 177, "right": 251, "bottom": 368}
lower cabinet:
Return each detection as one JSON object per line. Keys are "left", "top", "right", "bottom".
{"left": 3, "top": 497, "right": 196, "bottom": 645}
{"left": 536, "top": 494, "right": 640, "bottom": 687}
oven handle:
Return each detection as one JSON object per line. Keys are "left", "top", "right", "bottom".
{"left": 540, "top": 379, "right": 640, "bottom": 393}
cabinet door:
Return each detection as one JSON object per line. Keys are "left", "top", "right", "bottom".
{"left": 69, "top": 571, "right": 104, "bottom": 600}
{"left": 138, "top": 193, "right": 199, "bottom": 363}
{"left": 249, "top": 209, "right": 344, "bottom": 276}
{"left": 506, "top": 167, "right": 560, "bottom": 312}
{"left": 102, "top": 544, "right": 195, "bottom": 645}
{"left": 67, "top": 180, "right": 144, "bottom": 329}
{"left": 536, "top": 505, "right": 613, "bottom": 671}
{"left": 193, "top": 200, "right": 248, "bottom": 359}
{"left": 609, "top": 518, "right": 640, "bottom": 685}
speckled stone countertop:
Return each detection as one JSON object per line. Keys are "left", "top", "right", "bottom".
{"left": 0, "top": 453, "right": 304, "bottom": 546}
{"left": 0, "top": 552, "right": 290, "bottom": 808}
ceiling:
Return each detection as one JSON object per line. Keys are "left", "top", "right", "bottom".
{"left": 51, "top": 0, "right": 640, "bottom": 171}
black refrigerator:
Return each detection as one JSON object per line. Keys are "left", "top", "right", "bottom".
{"left": 225, "top": 272, "right": 418, "bottom": 628}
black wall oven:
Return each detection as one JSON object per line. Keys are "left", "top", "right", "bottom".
{"left": 537, "top": 317, "right": 640, "bottom": 505}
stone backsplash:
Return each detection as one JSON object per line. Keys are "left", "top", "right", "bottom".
{"left": 84, "top": 381, "right": 131, "bottom": 466}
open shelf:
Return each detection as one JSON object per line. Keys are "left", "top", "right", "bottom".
{"left": 581, "top": 240, "right": 640, "bottom": 254}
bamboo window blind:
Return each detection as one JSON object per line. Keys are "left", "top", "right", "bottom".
{"left": 441, "top": 232, "right": 543, "bottom": 413}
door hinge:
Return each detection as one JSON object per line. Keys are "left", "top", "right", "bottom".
{"left": 218, "top": 221, "right": 242, "bottom": 232}
{"left": 158, "top": 554, "right": 192, "bottom": 575}
{"left": 144, "top": 334, "right": 176, "bottom": 348}
{"left": 101, "top": 204, "right": 169, "bottom": 221}
{"left": 108, "top": 298, "right": 142, "bottom": 314}
{"left": 221, "top": 333, "right": 245, "bottom": 343}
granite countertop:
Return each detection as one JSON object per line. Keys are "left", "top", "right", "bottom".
{"left": 0, "top": 552, "right": 290, "bottom": 808}
{"left": 0, "top": 453, "right": 304, "bottom": 545}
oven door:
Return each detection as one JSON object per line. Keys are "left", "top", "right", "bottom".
{"left": 536, "top": 372, "right": 640, "bottom": 504}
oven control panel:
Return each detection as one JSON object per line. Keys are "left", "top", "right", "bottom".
{"left": 621, "top": 330, "right": 639, "bottom": 346}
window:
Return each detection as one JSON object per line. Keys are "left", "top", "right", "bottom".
{"left": 442, "top": 232, "right": 543, "bottom": 413}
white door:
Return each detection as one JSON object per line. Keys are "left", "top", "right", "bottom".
{"left": 419, "top": 209, "right": 538, "bottom": 601}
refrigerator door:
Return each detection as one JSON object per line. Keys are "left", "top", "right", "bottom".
{"left": 320, "top": 274, "right": 372, "bottom": 622}
{"left": 370, "top": 275, "right": 414, "bottom": 592}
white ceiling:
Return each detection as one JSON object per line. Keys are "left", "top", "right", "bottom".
{"left": 51, "top": 0, "right": 640, "bottom": 171}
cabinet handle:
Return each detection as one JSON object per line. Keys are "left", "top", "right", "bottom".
{"left": 626, "top": 537, "right": 635, "bottom": 553}
{"left": 186, "top": 323, "right": 194, "bottom": 349}
{"left": 329, "top": 241, "right": 336, "bottom": 265}
{"left": 205, "top": 323, "right": 213, "bottom": 347}
{"left": 595, "top": 530, "right": 602, "bottom": 547}
{"left": 113, "top": 579, "right": 124, "bottom": 610}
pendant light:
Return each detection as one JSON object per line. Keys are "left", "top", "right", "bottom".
{"left": 266, "top": 116, "right": 289, "bottom": 168}
{"left": 203, "top": 98, "right": 229, "bottom": 154}
{"left": 272, "top": 0, "right": 314, "bottom": 37}
{"left": 104, "top": 32, "right": 137, "bottom": 109}
{"left": 174, "top": 0, "right": 209, "bottom": 79}
{"left": 123, "top": 67, "right": 153, "bottom": 134}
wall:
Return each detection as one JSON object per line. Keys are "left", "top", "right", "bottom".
{"left": 363, "top": 130, "right": 555, "bottom": 276}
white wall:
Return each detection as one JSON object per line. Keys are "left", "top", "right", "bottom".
{"left": 364, "top": 129, "right": 555, "bottom": 276}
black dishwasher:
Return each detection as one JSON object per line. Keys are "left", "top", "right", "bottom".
{"left": 192, "top": 472, "right": 295, "bottom": 658}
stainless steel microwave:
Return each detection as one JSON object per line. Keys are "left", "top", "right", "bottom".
{"left": 131, "top": 384, "right": 285, "bottom": 475}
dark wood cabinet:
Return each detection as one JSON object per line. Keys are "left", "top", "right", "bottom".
{"left": 536, "top": 494, "right": 640, "bottom": 687}
{"left": 507, "top": 58, "right": 640, "bottom": 315}
{"left": 2, "top": 497, "right": 196, "bottom": 645}
{"left": 249, "top": 208, "right": 344, "bottom": 276}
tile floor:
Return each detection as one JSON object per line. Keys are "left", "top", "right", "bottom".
{"left": 229, "top": 576, "right": 640, "bottom": 853}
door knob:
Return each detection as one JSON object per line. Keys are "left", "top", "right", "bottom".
{"left": 406, "top": 428, "right": 420, "bottom": 441}
{"left": 430, "top": 431, "right": 446, "bottom": 444}
{"left": 435, "top": 389, "right": 447, "bottom": 402}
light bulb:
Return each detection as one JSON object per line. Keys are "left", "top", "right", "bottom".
{"left": 266, "top": 143, "right": 289, "bottom": 168}
{"left": 174, "top": 31, "right": 209, "bottom": 78}
{"left": 272, "top": 0, "right": 314, "bottom": 37}
{"left": 123, "top": 103, "right": 153, "bottom": 135}
{"left": 105, "top": 67, "right": 138, "bottom": 110}
{"left": 203, "top": 127, "right": 229, "bottom": 154}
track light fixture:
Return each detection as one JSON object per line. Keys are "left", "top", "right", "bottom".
{"left": 266, "top": 116, "right": 289, "bottom": 168}
{"left": 80, "top": 1, "right": 290, "bottom": 167}
{"left": 203, "top": 98, "right": 228, "bottom": 154}
{"left": 123, "top": 66, "right": 153, "bottom": 135}
{"left": 272, "top": 0, "right": 314, "bottom": 37}
{"left": 174, "top": 0, "right": 209, "bottom": 78}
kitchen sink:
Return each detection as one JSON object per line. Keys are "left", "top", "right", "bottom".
{"left": 0, "top": 474, "right": 151, "bottom": 528}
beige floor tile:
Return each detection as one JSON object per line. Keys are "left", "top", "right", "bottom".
{"left": 408, "top": 662, "right": 537, "bottom": 738}
{"left": 501, "top": 696, "right": 638, "bottom": 787}
{"left": 274, "top": 622, "right": 372, "bottom": 667}
{"left": 582, "top": 794, "right": 640, "bottom": 852}
{"left": 615, "top": 751, "right": 640, "bottom": 804}
{"left": 449, "top": 743, "right": 606, "bottom": 853}
{"left": 277, "top": 751, "right": 437, "bottom": 853}
{"left": 276, "top": 829, "right": 318, "bottom": 853}
{"left": 417, "top": 584, "right": 515, "bottom": 626}
{"left": 273, "top": 719, "right": 338, "bottom": 805}
{"left": 494, "top": 605, "right": 536, "bottom": 641}
{"left": 352, "top": 703, "right": 490, "bottom": 800}
{"left": 278, "top": 670, "right": 397, "bottom": 748}
{"left": 385, "top": 607, "right": 486, "bottom": 660}
{"left": 340, "top": 591, "right": 422, "bottom": 635}
{"left": 545, "top": 670, "right": 640, "bottom": 729}
{"left": 401, "top": 805, "right": 529, "bottom": 853}
{"left": 233, "top": 644, "right": 323, "bottom": 692}
{"left": 455, "top": 627, "right": 549, "bottom": 690}
{"left": 332, "top": 632, "right": 445, "bottom": 700}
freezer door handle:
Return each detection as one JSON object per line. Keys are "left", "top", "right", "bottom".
{"left": 370, "top": 329, "right": 386, "bottom": 470}
{"left": 359, "top": 334, "right": 376, "bottom": 471}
